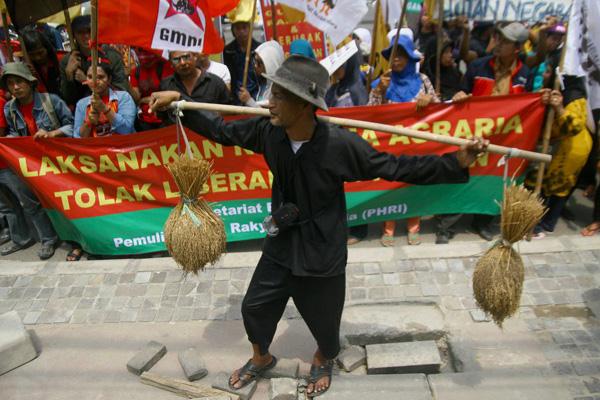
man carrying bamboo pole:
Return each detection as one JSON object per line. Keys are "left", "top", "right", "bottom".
{"left": 150, "top": 55, "right": 488, "bottom": 397}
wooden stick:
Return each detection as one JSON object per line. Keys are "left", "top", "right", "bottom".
{"left": 533, "top": 29, "right": 569, "bottom": 195}
{"left": 140, "top": 372, "right": 234, "bottom": 399}
{"left": 90, "top": 0, "right": 98, "bottom": 95}
{"left": 18, "top": 36, "right": 31, "bottom": 64}
{"left": 1, "top": 10, "right": 13, "bottom": 62}
{"left": 270, "top": 0, "right": 278, "bottom": 41}
{"left": 172, "top": 100, "right": 552, "bottom": 163}
{"left": 241, "top": 1, "right": 258, "bottom": 90}
{"left": 366, "top": 0, "right": 382, "bottom": 91}
{"left": 60, "top": 0, "right": 77, "bottom": 51}
{"left": 388, "top": 0, "right": 409, "bottom": 64}
{"left": 435, "top": 0, "right": 444, "bottom": 95}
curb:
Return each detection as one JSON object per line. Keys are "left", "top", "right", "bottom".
{"left": 1, "top": 235, "right": 598, "bottom": 276}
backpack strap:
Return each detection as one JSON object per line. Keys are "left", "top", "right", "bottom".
{"left": 39, "top": 93, "right": 60, "bottom": 130}
{"left": 7, "top": 100, "right": 19, "bottom": 135}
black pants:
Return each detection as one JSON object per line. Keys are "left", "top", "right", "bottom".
{"left": 242, "top": 256, "right": 345, "bottom": 360}
{"left": 435, "top": 214, "right": 463, "bottom": 235}
{"left": 535, "top": 195, "right": 568, "bottom": 232}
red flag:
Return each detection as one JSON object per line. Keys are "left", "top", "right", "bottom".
{"left": 98, "top": 0, "right": 240, "bottom": 54}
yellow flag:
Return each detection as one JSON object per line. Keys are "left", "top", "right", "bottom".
{"left": 279, "top": 4, "right": 305, "bottom": 24}
{"left": 371, "top": 0, "right": 389, "bottom": 79}
{"left": 39, "top": 5, "right": 83, "bottom": 25}
{"left": 227, "top": 0, "right": 258, "bottom": 24}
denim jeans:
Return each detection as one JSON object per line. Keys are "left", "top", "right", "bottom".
{"left": 0, "top": 168, "right": 58, "bottom": 245}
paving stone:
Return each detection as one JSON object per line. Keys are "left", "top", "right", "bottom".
{"left": 469, "top": 309, "right": 491, "bottom": 323}
{"left": 263, "top": 358, "right": 300, "bottom": 379}
{"left": 584, "top": 377, "right": 600, "bottom": 394}
{"left": 178, "top": 347, "right": 208, "bottom": 381}
{"left": 119, "top": 309, "right": 138, "bottom": 322}
{"left": 0, "top": 311, "right": 38, "bottom": 375}
{"left": 269, "top": 377, "right": 297, "bottom": 400}
{"left": 573, "top": 360, "right": 600, "bottom": 376}
{"left": 134, "top": 272, "right": 152, "bottom": 284}
{"left": 137, "top": 309, "right": 157, "bottom": 322}
{"left": 583, "top": 289, "right": 600, "bottom": 319}
{"left": 173, "top": 308, "right": 193, "bottom": 322}
{"left": 341, "top": 303, "right": 445, "bottom": 345}
{"left": 366, "top": 341, "right": 441, "bottom": 374}
{"left": 212, "top": 371, "right": 257, "bottom": 400}
{"left": 317, "top": 374, "right": 431, "bottom": 400}
{"left": 126, "top": 340, "right": 167, "bottom": 375}
{"left": 336, "top": 345, "right": 366, "bottom": 372}
{"left": 429, "top": 370, "right": 572, "bottom": 400}
{"left": 119, "top": 273, "right": 135, "bottom": 284}
{"left": 550, "top": 361, "right": 574, "bottom": 375}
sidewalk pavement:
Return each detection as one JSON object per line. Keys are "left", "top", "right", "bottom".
{"left": 1, "top": 196, "right": 600, "bottom": 399}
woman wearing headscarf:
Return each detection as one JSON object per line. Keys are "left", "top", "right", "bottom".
{"left": 369, "top": 34, "right": 439, "bottom": 247}
{"left": 325, "top": 52, "right": 369, "bottom": 244}
{"left": 533, "top": 75, "right": 593, "bottom": 238}
{"left": 239, "top": 40, "right": 285, "bottom": 108}
{"left": 290, "top": 39, "right": 316, "bottom": 59}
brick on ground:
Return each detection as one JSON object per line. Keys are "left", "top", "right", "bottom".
{"left": 126, "top": 340, "right": 167, "bottom": 375}
{"left": 212, "top": 372, "right": 257, "bottom": 400}
{"left": 179, "top": 347, "right": 208, "bottom": 381}
{"left": 317, "top": 374, "right": 431, "bottom": 400}
{"left": 263, "top": 358, "right": 300, "bottom": 379}
{"left": 336, "top": 345, "right": 366, "bottom": 372}
{"left": 0, "top": 311, "right": 38, "bottom": 376}
{"left": 268, "top": 377, "right": 298, "bottom": 400}
{"left": 366, "top": 341, "right": 441, "bottom": 375}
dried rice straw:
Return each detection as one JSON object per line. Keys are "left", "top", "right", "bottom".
{"left": 163, "top": 109, "right": 226, "bottom": 274}
{"left": 473, "top": 183, "right": 546, "bottom": 326}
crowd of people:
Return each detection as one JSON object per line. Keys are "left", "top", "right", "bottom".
{"left": 0, "top": 11, "right": 598, "bottom": 261}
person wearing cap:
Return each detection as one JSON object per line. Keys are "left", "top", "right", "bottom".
{"left": 369, "top": 35, "right": 439, "bottom": 247}
{"left": 0, "top": 62, "right": 68, "bottom": 259}
{"left": 289, "top": 39, "right": 316, "bottom": 59}
{"left": 223, "top": 19, "right": 261, "bottom": 105}
{"left": 60, "top": 15, "right": 130, "bottom": 107}
{"left": 238, "top": 40, "right": 284, "bottom": 108}
{"left": 452, "top": 21, "right": 532, "bottom": 241}
{"left": 149, "top": 55, "right": 488, "bottom": 397}
{"left": 525, "top": 19, "right": 566, "bottom": 92}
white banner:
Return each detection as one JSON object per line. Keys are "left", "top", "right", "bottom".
{"left": 563, "top": 0, "right": 600, "bottom": 110}
{"left": 443, "top": 0, "right": 572, "bottom": 22}
{"left": 278, "top": 0, "right": 368, "bottom": 46}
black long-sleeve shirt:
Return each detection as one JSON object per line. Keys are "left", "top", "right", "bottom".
{"left": 181, "top": 110, "right": 469, "bottom": 277}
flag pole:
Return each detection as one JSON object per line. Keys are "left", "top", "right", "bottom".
{"left": 533, "top": 30, "right": 569, "bottom": 195}
{"left": 242, "top": 0, "right": 258, "bottom": 90}
{"left": 90, "top": 0, "right": 98, "bottom": 96}
{"left": 389, "top": 0, "right": 409, "bottom": 66}
{"left": 270, "top": 0, "right": 278, "bottom": 41}
{"left": 60, "top": 0, "right": 77, "bottom": 51}
{"left": 435, "top": 0, "right": 444, "bottom": 95}
{"left": 1, "top": 9, "right": 13, "bottom": 62}
{"left": 366, "top": 0, "right": 382, "bottom": 91}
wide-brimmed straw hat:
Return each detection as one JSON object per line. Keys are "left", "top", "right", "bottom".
{"left": 263, "top": 55, "right": 330, "bottom": 111}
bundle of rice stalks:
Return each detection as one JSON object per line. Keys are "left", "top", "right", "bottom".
{"left": 164, "top": 155, "right": 226, "bottom": 274}
{"left": 473, "top": 184, "right": 546, "bottom": 326}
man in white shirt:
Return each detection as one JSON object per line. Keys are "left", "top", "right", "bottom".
{"left": 197, "top": 54, "right": 231, "bottom": 91}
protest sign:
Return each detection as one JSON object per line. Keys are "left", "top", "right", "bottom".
{"left": 0, "top": 94, "right": 544, "bottom": 255}
{"left": 442, "top": 0, "right": 572, "bottom": 22}
{"left": 320, "top": 40, "right": 358, "bottom": 75}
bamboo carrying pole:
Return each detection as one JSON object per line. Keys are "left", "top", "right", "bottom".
{"left": 1, "top": 10, "right": 13, "bottom": 62}
{"left": 171, "top": 101, "right": 552, "bottom": 163}
{"left": 533, "top": 29, "right": 569, "bottom": 195}
{"left": 241, "top": 0, "right": 258, "bottom": 90}
{"left": 60, "top": 0, "right": 77, "bottom": 51}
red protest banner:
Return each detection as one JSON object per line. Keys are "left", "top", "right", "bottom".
{"left": 0, "top": 94, "right": 544, "bottom": 255}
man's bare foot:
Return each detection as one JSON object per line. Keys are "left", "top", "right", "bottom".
{"left": 229, "top": 353, "right": 274, "bottom": 390}
{"left": 306, "top": 350, "right": 333, "bottom": 397}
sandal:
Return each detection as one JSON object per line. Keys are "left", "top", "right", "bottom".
{"left": 347, "top": 236, "right": 361, "bottom": 246}
{"left": 307, "top": 359, "right": 334, "bottom": 398}
{"left": 380, "top": 234, "right": 395, "bottom": 247}
{"left": 66, "top": 248, "right": 83, "bottom": 261}
{"left": 407, "top": 232, "right": 421, "bottom": 246}
{"left": 582, "top": 222, "right": 600, "bottom": 237}
{"left": 228, "top": 356, "right": 277, "bottom": 390}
